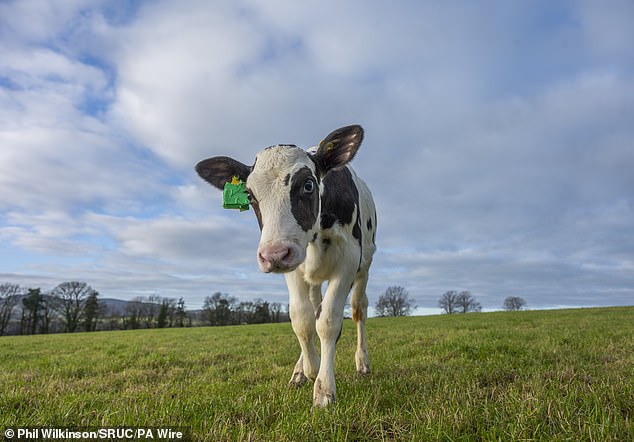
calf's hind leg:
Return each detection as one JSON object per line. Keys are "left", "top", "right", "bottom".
{"left": 350, "top": 271, "right": 370, "bottom": 375}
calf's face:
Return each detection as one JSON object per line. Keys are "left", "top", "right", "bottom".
{"left": 196, "top": 125, "right": 364, "bottom": 273}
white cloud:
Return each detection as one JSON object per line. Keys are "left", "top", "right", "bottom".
{"left": 0, "top": 0, "right": 104, "bottom": 43}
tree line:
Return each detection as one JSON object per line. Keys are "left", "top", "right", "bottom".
{"left": 373, "top": 286, "right": 527, "bottom": 317}
{"left": 437, "top": 290, "right": 483, "bottom": 314}
{"left": 0, "top": 282, "right": 102, "bottom": 336}
{"left": 437, "top": 291, "right": 527, "bottom": 313}
{"left": 1, "top": 281, "right": 530, "bottom": 336}
{"left": 0, "top": 282, "right": 289, "bottom": 337}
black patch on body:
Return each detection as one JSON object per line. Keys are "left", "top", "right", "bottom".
{"left": 352, "top": 210, "right": 362, "bottom": 247}
{"left": 320, "top": 167, "right": 362, "bottom": 249}
{"left": 367, "top": 217, "right": 372, "bottom": 231}
{"left": 290, "top": 166, "right": 319, "bottom": 232}
{"left": 284, "top": 173, "right": 291, "bottom": 186}
{"left": 321, "top": 237, "right": 331, "bottom": 252}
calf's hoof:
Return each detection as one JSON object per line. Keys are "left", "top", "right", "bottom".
{"left": 355, "top": 351, "right": 370, "bottom": 375}
{"left": 288, "top": 371, "right": 308, "bottom": 387}
{"left": 314, "top": 392, "right": 336, "bottom": 407}
{"left": 313, "top": 379, "right": 336, "bottom": 407}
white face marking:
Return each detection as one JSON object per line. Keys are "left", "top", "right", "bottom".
{"left": 247, "top": 146, "right": 319, "bottom": 273}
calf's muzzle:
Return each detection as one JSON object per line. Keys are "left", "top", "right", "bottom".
{"left": 257, "top": 241, "right": 303, "bottom": 273}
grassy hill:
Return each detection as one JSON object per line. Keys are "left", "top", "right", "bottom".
{"left": 1, "top": 307, "right": 632, "bottom": 441}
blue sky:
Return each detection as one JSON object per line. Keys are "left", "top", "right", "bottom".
{"left": 1, "top": 0, "right": 633, "bottom": 313}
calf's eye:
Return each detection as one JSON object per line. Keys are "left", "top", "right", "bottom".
{"left": 303, "top": 179, "right": 315, "bottom": 194}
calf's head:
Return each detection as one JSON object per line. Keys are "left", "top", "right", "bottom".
{"left": 196, "top": 125, "right": 364, "bottom": 273}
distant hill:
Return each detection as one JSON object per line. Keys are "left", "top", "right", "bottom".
{"left": 7, "top": 296, "right": 131, "bottom": 316}
{"left": 99, "top": 298, "right": 130, "bottom": 315}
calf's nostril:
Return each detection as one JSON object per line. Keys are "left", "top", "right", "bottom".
{"left": 258, "top": 244, "right": 298, "bottom": 271}
{"left": 259, "top": 248, "right": 285, "bottom": 264}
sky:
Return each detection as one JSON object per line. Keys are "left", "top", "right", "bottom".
{"left": 1, "top": 0, "right": 633, "bottom": 314}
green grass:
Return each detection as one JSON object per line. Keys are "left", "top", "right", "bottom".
{"left": 1, "top": 307, "right": 633, "bottom": 441}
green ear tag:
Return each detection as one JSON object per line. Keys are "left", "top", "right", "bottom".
{"left": 223, "top": 176, "right": 250, "bottom": 211}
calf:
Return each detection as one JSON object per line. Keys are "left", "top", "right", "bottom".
{"left": 196, "top": 125, "right": 376, "bottom": 406}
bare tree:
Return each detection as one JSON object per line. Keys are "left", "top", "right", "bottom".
{"left": 144, "top": 294, "right": 162, "bottom": 328}
{"left": 455, "top": 291, "right": 482, "bottom": 313}
{"left": 52, "top": 281, "right": 96, "bottom": 332}
{"left": 270, "top": 302, "right": 282, "bottom": 322}
{"left": 375, "top": 286, "right": 416, "bottom": 317}
{"left": 503, "top": 296, "right": 527, "bottom": 311}
{"left": 253, "top": 298, "right": 271, "bottom": 323}
{"left": 203, "top": 292, "right": 237, "bottom": 326}
{"left": 0, "top": 283, "right": 20, "bottom": 335}
{"left": 439, "top": 290, "right": 459, "bottom": 314}
{"left": 237, "top": 301, "right": 256, "bottom": 324}
{"left": 124, "top": 298, "right": 143, "bottom": 329}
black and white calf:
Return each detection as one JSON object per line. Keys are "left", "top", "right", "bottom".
{"left": 196, "top": 125, "right": 376, "bottom": 406}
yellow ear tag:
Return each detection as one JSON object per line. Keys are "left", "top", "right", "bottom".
{"left": 325, "top": 141, "right": 334, "bottom": 151}
{"left": 230, "top": 176, "right": 242, "bottom": 185}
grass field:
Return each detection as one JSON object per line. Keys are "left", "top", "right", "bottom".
{"left": 1, "top": 307, "right": 633, "bottom": 441}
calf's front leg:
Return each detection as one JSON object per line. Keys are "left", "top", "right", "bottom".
{"left": 313, "top": 276, "right": 352, "bottom": 407}
{"left": 286, "top": 271, "right": 320, "bottom": 386}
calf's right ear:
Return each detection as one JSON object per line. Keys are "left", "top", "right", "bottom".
{"left": 195, "top": 156, "right": 251, "bottom": 190}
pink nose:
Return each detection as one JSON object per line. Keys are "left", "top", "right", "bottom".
{"left": 258, "top": 244, "right": 294, "bottom": 273}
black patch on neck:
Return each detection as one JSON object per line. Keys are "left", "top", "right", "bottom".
{"left": 284, "top": 173, "right": 291, "bottom": 186}
{"left": 252, "top": 202, "right": 264, "bottom": 231}
{"left": 246, "top": 187, "right": 263, "bottom": 231}
{"left": 266, "top": 144, "right": 298, "bottom": 151}
{"left": 372, "top": 209, "right": 377, "bottom": 245}
{"left": 290, "top": 166, "right": 319, "bottom": 232}
{"left": 320, "top": 167, "right": 360, "bottom": 233}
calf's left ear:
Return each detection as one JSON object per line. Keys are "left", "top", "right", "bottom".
{"left": 312, "top": 125, "right": 364, "bottom": 174}
{"left": 196, "top": 156, "right": 251, "bottom": 190}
